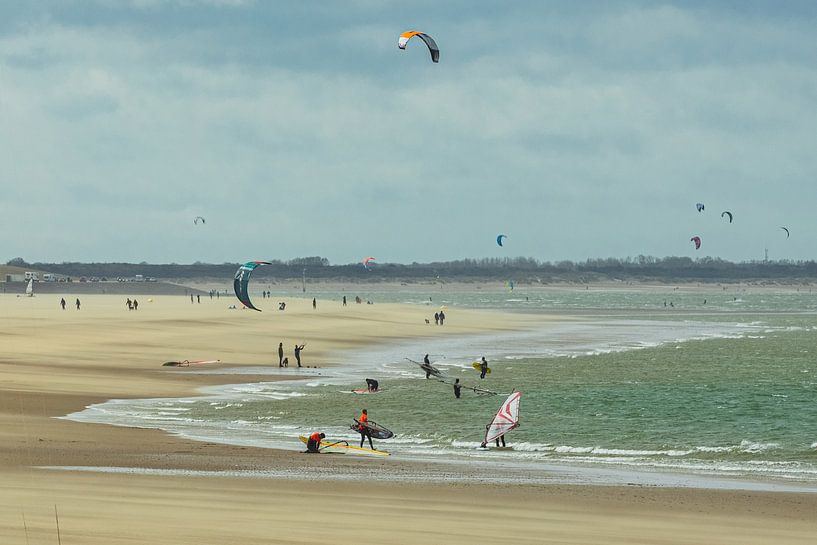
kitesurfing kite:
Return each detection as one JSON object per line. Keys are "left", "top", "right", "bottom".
{"left": 233, "top": 261, "right": 271, "bottom": 311}
{"left": 721, "top": 211, "right": 733, "bottom": 223}
{"left": 194, "top": 216, "right": 205, "bottom": 225}
{"left": 781, "top": 226, "right": 790, "bottom": 239}
{"left": 496, "top": 234, "right": 508, "bottom": 247}
{"left": 482, "top": 391, "right": 521, "bottom": 448}
{"left": 361, "top": 256, "right": 376, "bottom": 270}
{"left": 690, "top": 236, "right": 702, "bottom": 250}
{"left": 696, "top": 203, "right": 705, "bottom": 212}
{"left": 398, "top": 31, "right": 439, "bottom": 63}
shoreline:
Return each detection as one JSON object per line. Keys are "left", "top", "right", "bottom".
{"left": 3, "top": 292, "right": 817, "bottom": 543}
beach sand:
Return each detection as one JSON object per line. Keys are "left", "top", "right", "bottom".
{"left": 1, "top": 291, "right": 816, "bottom": 544}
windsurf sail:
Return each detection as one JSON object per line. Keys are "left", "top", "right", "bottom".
{"left": 484, "top": 391, "right": 521, "bottom": 445}
{"left": 25, "top": 279, "right": 33, "bottom": 297}
{"left": 162, "top": 359, "right": 221, "bottom": 367}
{"left": 352, "top": 420, "right": 394, "bottom": 439}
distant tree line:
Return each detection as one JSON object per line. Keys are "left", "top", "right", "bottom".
{"left": 7, "top": 256, "right": 817, "bottom": 283}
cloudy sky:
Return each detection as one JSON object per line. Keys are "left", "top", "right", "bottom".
{"left": 1, "top": 1, "right": 815, "bottom": 264}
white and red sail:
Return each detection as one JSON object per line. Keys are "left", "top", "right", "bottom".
{"left": 484, "top": 391, "right": 521, "bottom": 444}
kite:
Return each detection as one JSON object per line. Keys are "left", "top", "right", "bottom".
{"left": 233, "top": 261, "right": 271, "bottom": 311}
{"left": 398, "top": 31, "right": 439, "bottom": 63}
{"left": 496, "top": 234, "right": 507, "bottom": 247}
{"left": 690, "top": 236, "right": 702, "bottom": 250}
{"left": 781, "top": 227, "right": 790, "bottom": 238}
{"left": 696, "top": 203, "right": 705, "bottom": 212}
{"left": 721, "top": 211, "right": 733, "bottom": 223}
{"left": 194, "top": 216, "right": 206, "bottom": 225}
{"left": 362, "top": 256, "right": 377, "bottom": 270}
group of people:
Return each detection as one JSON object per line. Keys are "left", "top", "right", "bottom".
{"left": 433, "top": 311, "right": 446, "bottom": 325}
{"left": 125, "top": 298, "right": 139, "bottom": 310}
{"left": 278, "top": 342, "right": 306, "bottom": 367}
{"left": 59, "top": 297, "right": 81, "bottom": 310}
{"left": 305, "top": 408, "right": 375, "bottom": 453}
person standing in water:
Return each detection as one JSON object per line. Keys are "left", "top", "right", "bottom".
{"left": 479, "top": 357, "right": 488, "bottom": 379}
{"left": 453, "top": 378, "right": 462, "bottom": 399}
{"left": 355, "top": 409, "right": 374, "bottom": 450}
{"left": 422, "top": 354, "right": 434, "bottom": 379}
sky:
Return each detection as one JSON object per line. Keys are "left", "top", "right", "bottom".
{"left": 1, "top": 0, "right": 815, "bottom": 265}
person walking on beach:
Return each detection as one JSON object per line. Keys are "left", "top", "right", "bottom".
{"left": 312, "top": 297, "right": 316, "bottom": 310}
{"left": 197, "top": 294, "right": 201, "bottom": 303}
{"left": 439, "top": 310, "right": 445, "bottom": 325}
{"left": 190, "top": 294, "right": 194, "bottom": 304}
{"left": 342, "top": 295, "right": 347, "bottom": 306}
{"left": 133, "top": 299, "right": 138, "bottom": 310}
{"left": 60, "top": 298, "right": 66, "bottom": 310}
{"left": 355, "top": 409, "right": 374, "bottom": 450}
{"left": 278, "top": 342, "right": 284, "bottom": 367}
{"left": 479, "top": 357, "right": 488, "bottom": 379}
{"left": 75, "top": 298, "right": 81, "bottom": 310}
{"left": 294, "top": 343, "right": 305, "bottom": 367}
{"left": 305, "top": 431, "right": 325, "bottom": 453}
{"left": 126, "top": 298, "right": 132, "bottom": 310}
{"left": 434, "top": 312, "right": 439, "bottom": 325}
{"left": 453, "top": 378, "right": 462, "bottom": 399}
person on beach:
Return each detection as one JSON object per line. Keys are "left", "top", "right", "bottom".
{"left": 479, "top": 357, "right": 488, "bottom": 379}
{"left": 355, "top": 409, "right": 374, "bottom": 450}
{"left": 434, "top": 312, "right": 439, "bottom": 325}
{"left": 366, "top": 378, "right": 379, "bottom": 392}
{"left": 75, "top": 298, "right": 81, "bottom": 310}
{"left": 190, "top": 294, "right": 194, "bottom": 304}
{"left": 453, "top": 378, "right": 462, "bottom": 399}
{"left": 312, "top": 298, "right": 316, "bottom": 310}
{"left": 278, "top": 342, "right": 284, "bottom": 367}
{"left": 197, "top": 294, "right": 201, "bottom": 303}
{"left": 60, "top": 298, "right": 66, "bottom": 310}
{"left": 294, "top": 343, "right": 305, "bottom": 367}
{"left": 126, "top": 298, "right": 132, "bottom": 310}
{"left": 439, "top": 311, "right": 445, "bottom": 325}
{"left": 342, "top": 295, "right": 347, "bottom": 306}
{"left": 422, "top": 354, "right": 433, "bottom": 378}
{"left": 133, "top": 299, "right": 138, "bottom": 310}
{"left": 306, "top": 431, "right": 325, "bottom": 453}
{"left": 282, "top": 357, "right": 289, "bottom": 367}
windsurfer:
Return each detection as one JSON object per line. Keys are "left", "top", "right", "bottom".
{"left": 480, "top": 425, "right": 506, "bottom": 448}
{"left": 422, "top": 354, "right": 433, "bottom": 378}
{"left": 306, "top": 432, "right": 325, "bottom": 453}
{"left": 355, "top": 409, "right": 374, "bottom": 450}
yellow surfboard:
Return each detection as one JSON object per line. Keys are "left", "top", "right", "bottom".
{"left": 472, "top": 362, "right": 491, "bottom": 374}
{"left": 299, "top": 435, "right": 390, "bottom": 456}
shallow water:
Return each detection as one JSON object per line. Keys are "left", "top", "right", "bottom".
{"left": 65, "top": 289, "right": 817, "bottom": 484}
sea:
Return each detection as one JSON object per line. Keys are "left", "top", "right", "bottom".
{"left": 64, "top": 284, "right": 817, "bottom": 487}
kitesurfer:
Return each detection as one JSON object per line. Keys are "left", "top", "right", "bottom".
{"left": 356, "top": 409, "right": 374, "bottom": 450}
{"left": 479, "top": 357, "right": 488, "bottom": 379}
{"left": 278, "top": 342, "right": 284, "bottom": 367}
{"left": 306, "top": 431, "right": 325, "bottom": 453}
{"left": 366, "top": 378, "right": 379, "bottom": 392}
{"left": 294, "top": 343, "right": 305, "bottom": 367}
{"left": 453, "top": 379, "right": 462, "bottom": 399}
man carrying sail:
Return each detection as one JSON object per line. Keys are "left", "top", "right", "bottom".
{"left": 355, "top": 409, "right": 375, "bottom": 450}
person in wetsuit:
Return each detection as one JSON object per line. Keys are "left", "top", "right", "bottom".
{"left": 366, "top": 378, "right": 379, "bottom": 392}
{"left": 453, "top": 378, "right": 462, "bottom": 399}
{"left": 356, "top": 409, "right": 374, "bottom": 450}
{"left": 479, "top": 357, "right": 488, "bottom": 379}
{"left": 306, "top": 432, "right": 325, "bottom": 453}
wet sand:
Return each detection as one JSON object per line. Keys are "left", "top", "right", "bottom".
{"left": 1, "top": 292, "right": 815, "bottom": 544}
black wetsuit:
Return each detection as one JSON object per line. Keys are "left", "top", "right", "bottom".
{"left": 366, "top": 379, "right": 379, "bottom": 391}
{"left": 453, "top": 383, "right": 462, "bottom": 398}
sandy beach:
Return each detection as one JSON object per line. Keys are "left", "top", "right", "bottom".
{"left": 2, "top": 291, "right": 816, "bottom": 544}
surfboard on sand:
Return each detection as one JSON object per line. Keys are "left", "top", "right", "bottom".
{"left": 162, "top": 359, "right": 221, "bottom": 367}
{"left": 299, "top": 435, "right": 389, "bottom": 456}
{"left": 472, "top": 362, "right": 491, "bottom": 374}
